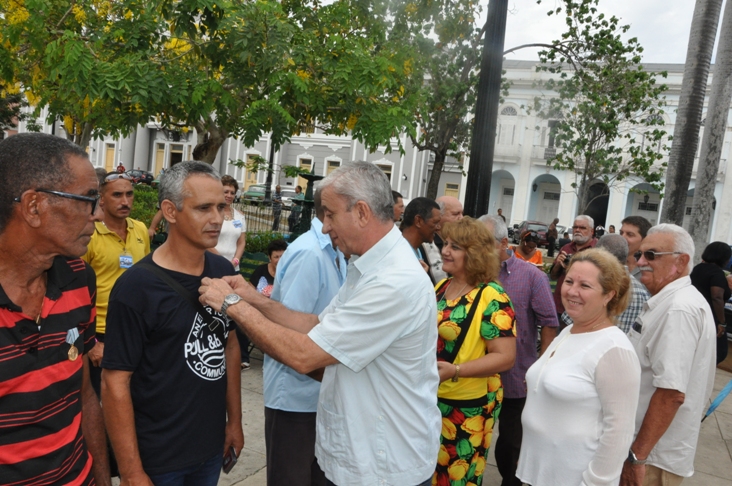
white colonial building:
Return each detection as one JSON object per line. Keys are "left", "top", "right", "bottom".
{"left": 8, "top": 59, "right": 732, "bottom": 242}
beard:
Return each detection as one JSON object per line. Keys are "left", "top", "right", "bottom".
{"left": 573, "top": 233, "right": 591, "bottom": 245}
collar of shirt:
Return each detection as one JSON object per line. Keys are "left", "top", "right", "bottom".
{"left": 644, "top": 275, "right": 691, "bottom": 311}
{"left": 501, "top": 253, "right": 520, "bottom": 275}
{"left": 310, "top": 218, "right": 333, "bottom": 251}
{"left": 94, "top": 218, "right": 135, "bottom": 235}
{"left": 352, "top": 225, "right": 401, "bottom": 275}
{"left": 0, "top": 256, "right": 77, "bottom": 311}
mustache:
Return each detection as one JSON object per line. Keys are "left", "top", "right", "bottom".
{"left": 118, "top": 206, "right": 131, "bottom": 211}
{"left": 638, "top": 266, "right": 653, "bottom": 272}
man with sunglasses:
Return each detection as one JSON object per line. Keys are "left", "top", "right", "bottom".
{"left": 82, "top": 171, "right": 150, "bottom": 396}
{"left": 550, "top": 215, "right": 597, "bottom": 327}
{"left": 620, "top": 224, "right": 715, "bottom": 486}
{"left": 0, "top": 133, "right": 111, "bottom": 485}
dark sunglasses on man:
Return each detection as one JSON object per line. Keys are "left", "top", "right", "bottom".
{"left": 13, "top": 189, "right": 100, "bottom": 215}
{"left": 633, "top": 250, "right": 683, "bottom": 262}
{"left": 103, "top": 172, "right": 133, "bottom": 184}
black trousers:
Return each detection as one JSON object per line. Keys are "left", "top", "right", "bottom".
{"left": 265, "top": 407, "right": 325, "bottom": 486}
{"left": 547, "top": 237, "right": 556, "bottom": 257}
{"left": 495, "top": 397, "right": 526, "bottom": 486}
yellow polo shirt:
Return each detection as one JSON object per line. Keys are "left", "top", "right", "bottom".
{"left": 82, "top": 219, "right": 150, "bottom": 334}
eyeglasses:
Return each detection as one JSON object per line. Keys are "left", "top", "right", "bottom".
{"left": 572, "top": 225, "right": 589, "bottom": 230}
{"left": 634, "top": 250, "right": 683, "bottom": 261}
{"left": 103, "top": 173, "right": 133, "bottom": 183}
{"left": 13, "top": 189, "right": 100, "bottom": 215}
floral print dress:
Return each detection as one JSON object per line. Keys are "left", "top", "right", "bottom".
{"left": 433, "top": 280, "right": 516, "bottom": 486}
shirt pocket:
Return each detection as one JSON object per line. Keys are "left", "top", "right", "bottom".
{"left": 317, "top": 404, "right": 362, "bottom": 473}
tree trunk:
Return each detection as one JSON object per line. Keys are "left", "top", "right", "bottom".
{"left": 689, "top": 0, "right": 732, "bottom": 262}
{"left": 65, "top": 121, "right": 94, "bottom": 150}
{"left": 192, "top": 123, "right": 227, "bottom": 164}
{"left": 426, "top": 149, "right": 448, "bottom": 200}
{"left": 661, "top": 0, "right": 723, "bottom": 225}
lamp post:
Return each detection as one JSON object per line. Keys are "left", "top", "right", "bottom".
{"left": 290, "top": 171, "right": 324, "bottom": 241}
{"left": 463, "top": 0, "right": 509, "bottom": 217}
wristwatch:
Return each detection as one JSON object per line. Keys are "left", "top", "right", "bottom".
{"left": 627, "top": 449, "right": 647, "bottom": 465}
{"left": 220, "top": 293, "right": 242, "bottom": 318}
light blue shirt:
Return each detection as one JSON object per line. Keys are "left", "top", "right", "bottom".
{"left": 308, "top": 226, "right": 441, "bottom": 486}
{"left": 265, "top": 218, "right": 346, "bottom": 412}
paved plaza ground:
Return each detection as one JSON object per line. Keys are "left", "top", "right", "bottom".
{"left": 220, "top": 349, "right": 732, "bottom": 486}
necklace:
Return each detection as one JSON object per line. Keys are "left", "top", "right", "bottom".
{"left": 439, "top": 279, "right": 471, "bottom": 305}
{"left": 223, "top": 207, "right": 233, "bottom": 221}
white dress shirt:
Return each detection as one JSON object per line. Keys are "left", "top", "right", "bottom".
{"left": 309, "top": 226, "right": 441, "bottom": 486}
{"left": 628, "top": 276, "right": 716, "bottom": 477}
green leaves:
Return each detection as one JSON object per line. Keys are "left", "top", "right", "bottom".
{"left": 532, "top": 0, "right": 669, "bottom": 214}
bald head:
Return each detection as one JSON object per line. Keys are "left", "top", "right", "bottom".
{"left": 436, "top": 196, "right": 463, "bottom": 229}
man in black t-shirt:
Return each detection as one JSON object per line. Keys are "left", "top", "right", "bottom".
{"left": 102, "top": 162, "right": 243, "bottom": 484}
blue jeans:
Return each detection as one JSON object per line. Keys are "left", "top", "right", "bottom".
{"left": 148, "top": 453, "right": 222, "bottom": 486}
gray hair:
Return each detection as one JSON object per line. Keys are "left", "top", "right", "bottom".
{"left": 318, "top": 161, "right": 393, "bottom": 222}
{"left": 647, "top": 223, "right": 695, "bottom": 273}
{"left": 575, "top": 214, "right": 594, "bottom": 228}
{"left": 596, "top": 234, "right": 629, "bottom": 264}
{"left": 437, "top": 200, "right": 446, "bottom": 214}
{"left": 478, "top": 214, "right": 508, "bottom": 241}
{"left": 159, "top": 161, "right": 221, "bottom": 210}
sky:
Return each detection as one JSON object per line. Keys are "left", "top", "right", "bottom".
{"left": 496, "top": 0, "right": 726, "bottom": 65}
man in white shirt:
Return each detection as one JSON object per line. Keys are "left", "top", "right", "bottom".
{"left": 422, "top": 195, "right": 463, "bottom": 282}
{"left": 199, "top": 161, "right": 440, "bottom": 486}
{"left": 621, "top": 224, "right": 716, "bottom": 486}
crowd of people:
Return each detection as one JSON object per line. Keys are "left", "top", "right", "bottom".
{"left": 0, "top": 132, "right": 724, "bottom": 486}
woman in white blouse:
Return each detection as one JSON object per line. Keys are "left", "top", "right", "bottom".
{"left": 213, "top": 175, "right": 247, "bottom": 270}
{"left": 517, "top": 248, "right": 640, "bottom": 486}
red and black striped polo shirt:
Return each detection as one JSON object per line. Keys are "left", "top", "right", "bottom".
{"left": 0, "top": 256, "right": 97, "bottom": 485}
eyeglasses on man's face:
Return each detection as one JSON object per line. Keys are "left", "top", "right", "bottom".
{"left": 14, "top": 189, "right": 100, "bottom": 215}
{"left": 634, "top": 250, "right": 683, "bottom": 262}
{"left": 572, "top": 225, "right": 589, "bottom": 231}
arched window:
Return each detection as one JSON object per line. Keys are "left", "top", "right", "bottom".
{"left": 500, "top": 106, "right": 518, "bottom": 116}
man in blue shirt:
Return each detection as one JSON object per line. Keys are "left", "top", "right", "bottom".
{"left": 265, "top": 188, "right": 346, "bottom": 486}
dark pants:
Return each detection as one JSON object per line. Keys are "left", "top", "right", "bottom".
{"left": 326, "top": 478, "right": 431, "bottom": 486}
{"left": 547, "top": 237, "right": 556, "bottom": 257}
{"left": 495, "top": 397, "right": 526, "bottom": 486}
{"left": 717, "top": 324, "right": 729, "bottom": 364}
{"left": 265, "top": 407, "right": 325, "bottom": 486}
{"left": 272, "top": 208, "right": 281, "bottom": 231}
{"left": 148, "top": 453, "right": 222, "bottom": 486}
{"left": 236, "top": 327, "right": 250, "bottom": 363}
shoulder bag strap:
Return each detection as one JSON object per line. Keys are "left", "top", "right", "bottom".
{"left": 137, "top": 262, "right": 218, "bottom": 330}
{"left": 439, "top": 285, "right": 488, "bottom": 364}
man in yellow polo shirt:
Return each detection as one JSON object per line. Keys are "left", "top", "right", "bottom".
{"left": 82, "top": 171, "right": 150, "bottom": 395}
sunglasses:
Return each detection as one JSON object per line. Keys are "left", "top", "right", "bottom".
{"left": 103, "top": 172, "right": 133, "bottom": 183}
{"left": 634, "top": 250, "right": 683, "bottom": 261}
{"left": 523, "top": 231, "right": 539, "bottom": 241}
{"left": 14, "top": 189, "right": 100, "bottom": 215}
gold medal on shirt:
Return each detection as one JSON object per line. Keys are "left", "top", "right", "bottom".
{"left": 65, "top": 327, "right": 80, "bottom": 361}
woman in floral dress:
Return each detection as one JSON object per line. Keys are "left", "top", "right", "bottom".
{"left": 433, "top": 217, "right": 517, "bottom": 486}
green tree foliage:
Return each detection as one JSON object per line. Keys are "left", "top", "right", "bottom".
{"left": 2, "top": 0, "right": 418, "bottom": 162}
{"left": 531, "top": 0, "right": 669, "bottom": 215}
{"left": 392, "top": 0, "right": 487, "bottom": 199}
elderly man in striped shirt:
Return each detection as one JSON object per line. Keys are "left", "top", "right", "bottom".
{"left": 0, "top": 133, "right": 110, "bottom": 485}
{"left": 480, "top": 214, "right": 558, "bottom": 486}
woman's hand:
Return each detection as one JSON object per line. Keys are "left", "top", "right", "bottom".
{"left": 437, "top": 361, "right": 457, "bottom": 383}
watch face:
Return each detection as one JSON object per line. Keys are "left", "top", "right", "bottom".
{"left": 225, "top": 294, "right": 240, "bottom": 305}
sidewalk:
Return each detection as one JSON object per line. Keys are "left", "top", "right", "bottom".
{"left": 223, "top": 351, "right": 732, "bottom": 485}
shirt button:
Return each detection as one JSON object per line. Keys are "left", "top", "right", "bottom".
{"left": 379, "top": 415, "right": 384, "bottom": 420}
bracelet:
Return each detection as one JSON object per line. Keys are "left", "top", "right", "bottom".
{"left": 451, "top": 364, "right": 461, "bottom": 382}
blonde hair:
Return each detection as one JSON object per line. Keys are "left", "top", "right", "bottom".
{"left": 440, "top": 217, "right": 499, "bottom": 285}
{"left": 566, "top": 248, "right": 631, "bottom": 319}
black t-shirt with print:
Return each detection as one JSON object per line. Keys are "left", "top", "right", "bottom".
{"left": 103, "top": 252, "right": 236, "bottom": 475}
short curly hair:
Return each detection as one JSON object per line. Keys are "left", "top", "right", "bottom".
{"left": 220, "top": 175, "right": 239, "bottom": 193}
{"left": 440, "top": 217, "right": 499, "bottom": 285}
{"left": 565, "top": 248, "right": 631, "bottom": 319}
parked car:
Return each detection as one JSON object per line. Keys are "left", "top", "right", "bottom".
{"left": 512, "top": 220, "right": 550, "bottom": 247}
{"left": 241, "top": 184, "right": 268, "bottom": 205}
{"left": 126, "top": 169, "right": 155, "bottom": 185}
{"left": 280, "top": 189, "right": 300, "bottom": 208}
